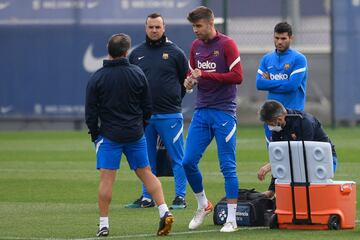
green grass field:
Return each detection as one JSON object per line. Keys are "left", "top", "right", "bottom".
{"left": 0, "top": 127, "right": 359, "bottom": 239}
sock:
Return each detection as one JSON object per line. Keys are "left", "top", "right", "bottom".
{"left": 226, "top": 203, "right": 237, "bottom": 223}
{"left": 195, "top": 190, "right": 208, "bottom": 210}
{"left": 141, "top": 196, "right": 152, "bottom": 202}
{"left": 158, "top": 204, "right": 169, "bottom": 218}
{"left": 99, "top": 217, "right": 109, "bottom": 229}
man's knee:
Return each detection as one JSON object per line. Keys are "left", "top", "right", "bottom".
{"left": 182, "top": 156, "right": 195, "bottom": 172}
{"left": 135, "top": 166, "right": 152, "bottom": 177}
{"left": 221, "top": 166, "right": 237, "bottom": 178}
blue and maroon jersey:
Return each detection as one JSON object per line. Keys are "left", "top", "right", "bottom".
{"left": 189, "top": 32, "right": 243, "bottom": 115}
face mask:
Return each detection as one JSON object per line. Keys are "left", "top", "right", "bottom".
{"left": 268, "top": 125, "right": 282, "bottom": 132}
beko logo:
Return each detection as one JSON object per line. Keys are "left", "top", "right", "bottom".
{"left": 197, "top": 60, "right": 216, "bottom": 70}
{"left": 270, "top": 73, "right": 288, "bottom": 80}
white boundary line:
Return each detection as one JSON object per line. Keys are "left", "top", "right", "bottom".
{"left": 0, "top": 227, "right": 266, "bottom": 240}
{"left": 1, "top": 222, "right": 359, "bottom": 240}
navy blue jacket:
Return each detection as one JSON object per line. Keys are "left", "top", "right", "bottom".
{"left": 129, "top": 35, "right": 188, "bottom": 114}
{"left": 272, "top": 109, "right": 336, "bottom": 156}
{"left": 85, "top": 58, "right": 152, "bottom": 143}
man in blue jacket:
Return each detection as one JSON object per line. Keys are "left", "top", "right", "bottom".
{"left": 125, "top": 13, "right": 188, "bottom": 209}
{"left": 256, "top": 22, "right": 308, "bottom": 198}
{"left": 85, "top": 33, "right": 174, "bottom": 237}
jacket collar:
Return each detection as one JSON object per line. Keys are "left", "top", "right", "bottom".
{"left": 146, "top": 34, "right": 167, "bottom": 47}
{"left": 275, "top": 48, "right": 292, "bottom": 56}
{"left": 103, "top": 57, "right": 130, "bottom": 67}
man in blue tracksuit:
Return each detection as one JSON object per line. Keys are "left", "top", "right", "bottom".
{"left": 256, "top": 22, "right": 308, "bottom": 198}
{"left": 125, "top": 13, "right": 188, "bottom": 209}
{"left": 85, "top": 33, "right": 174, "bottom": 237}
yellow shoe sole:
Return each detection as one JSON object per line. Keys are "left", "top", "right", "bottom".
{"left": 157, "top": 216, "right": 175, "bottom": 236}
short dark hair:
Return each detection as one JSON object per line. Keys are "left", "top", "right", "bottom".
{"left": 146, "top": 13, "right": 164, "bottom": 25}
{"left": 187, "top": 6, "right": 214, "bottom": 23}
{"left": 274, "top": 22, "right": 293, "bottom": 36}
{"left": 259, "top": 100, "right": 287, "bottom": 122}
{"left": 107, "top": 33, "right": 131, "bottom": 58}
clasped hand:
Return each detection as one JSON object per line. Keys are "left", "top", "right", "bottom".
{"left": 184, "top": 68, "right": 201, "bottom": 90}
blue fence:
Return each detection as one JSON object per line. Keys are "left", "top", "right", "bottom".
{"left": 332, "top": 0, "right": 360, "bottom": 123}
{"left": 0, "top": 0, "right": 199, "bottom": 119}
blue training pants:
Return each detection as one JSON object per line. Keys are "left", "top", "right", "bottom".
{"left": 142, "top": 116, "right": 187, "bottom": 199}
{"left": 182, "top": 108, "right": 239, "bottom": 199}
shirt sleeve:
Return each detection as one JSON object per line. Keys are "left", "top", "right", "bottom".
{"left": 139, "top": 73, "right": 152, "bottom": 121}
{"left": 201, "top": 38, "right": 243, "bottom": 84}
{"left": 256, "top": 54, "right": 307, "bottom": 93}
{"left": 176, "top": 48, "right": 189, "bottom": 98}
{"left": 188, "top": 42, "right": 196, "bottom": 76}
{"left": 270, "top": 54, "right": 307, "bottom": 93}
{"left": 85, "top": 77, "right": 100, "bottom": 141}
{"left": 256, "top": 55, "right": 280, "bottom": 91}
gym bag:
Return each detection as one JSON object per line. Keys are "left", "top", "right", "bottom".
{"left": 213, "top": 188, "right": 275, "bottom": 226}
{"left": 155, "top": 136, "right": 174, "bottom": 177}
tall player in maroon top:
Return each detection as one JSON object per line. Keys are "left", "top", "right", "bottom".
{"left": 183, "top": 6, "right": 243, "bottom": 233}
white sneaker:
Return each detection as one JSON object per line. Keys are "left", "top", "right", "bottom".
{"left": 188, "top": 201, "right": 213, "bottom": 230}
{"left": 220, "top": 222, "right": 238, "bottom": 233}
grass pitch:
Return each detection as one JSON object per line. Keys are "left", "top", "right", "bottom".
{"left": 0, "top": 127, "right": 359, "bottom": 239}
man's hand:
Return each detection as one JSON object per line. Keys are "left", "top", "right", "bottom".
{"left": 191, "top": 68, "right": 202, "bottom": 78}
{"left": 89, "top": 130, "right": 99, "bottom": 142}
{"left": 184, "top": 76, "right": 198, "bottom": 91}
{"left": 257, "top": 163, "right": 271, "bottom": 181}
{"left": 262, "top": 72, "right": 270, "bottom": 80}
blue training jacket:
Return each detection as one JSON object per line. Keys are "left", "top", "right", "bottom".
{"left": 256, "top": 48, "right": 308, "bottom": 110}
{"left": 129, "top": 35, "right": 188, "bottom": 115}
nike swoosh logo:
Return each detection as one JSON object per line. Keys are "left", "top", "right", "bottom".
{"left": 138, "top": 56, "right": 145, "bottom": 60}
{"left": 83, "top": 44, "right": 135, "bottom": 73}
{"left": 267, "top": 66, "right": 273, "bottom": 69}
{"left": 83, "top": 44, "right": 107, "bottom": 73}
{"left": 0, "top": 105, "right": 12, "bottom": 114}
{"left": 195, "top": 52, "right": 200, "bottom": 55}
{"left": 222, "top": 121, "right": 228, "bottom": 127}
{"left": 171, "top": 123, "right": 177, "bottom": 128}
{"left": 0, "top": 2, "right": 10, "bottom": 10}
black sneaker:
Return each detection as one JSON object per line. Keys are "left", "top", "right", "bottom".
{"left": 96, "top": 226, "right": 109, "bottom": 237}
{"left": 141, "top": 198, "right": 155, "bottom": 208}
{"left": 169, "top": 196, "right": 187, "bottom": 209}
{"left": 124, "top": 196, "right": 155, "bottom": 208}
{"left": 157, "top": 211, "right": 174, "bottom": 236}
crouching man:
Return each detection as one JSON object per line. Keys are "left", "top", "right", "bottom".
{"left": 257, "top": 100, "right": 338, "bottom": 197}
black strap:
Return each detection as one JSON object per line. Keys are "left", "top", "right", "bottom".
{"left": 286, "top": 114, "right": 312, "bottom": 224}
